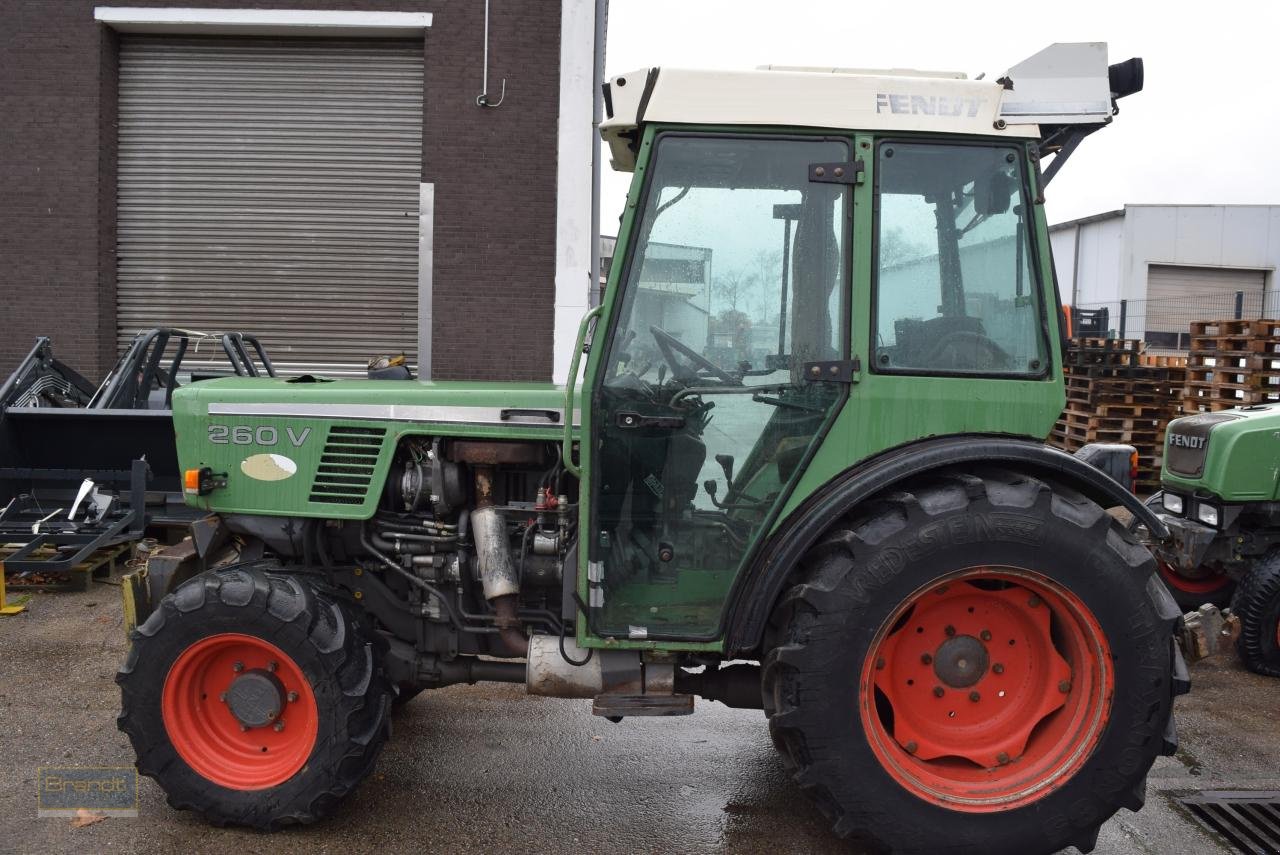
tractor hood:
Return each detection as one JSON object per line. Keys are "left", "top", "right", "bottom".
{"left": 1162, "top": 403, "right": 1280, "bottom": 501}
{"left": 171, "top": 377, "right": 577, "bottom": 519}
{"left": 173, "top": 375, "right": 577, "bottom": 430}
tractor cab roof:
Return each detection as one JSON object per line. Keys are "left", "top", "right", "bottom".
{"left": 601, "top": 42, "right": 1139, "bottom": 172}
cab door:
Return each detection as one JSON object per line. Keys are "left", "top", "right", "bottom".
{"left": 581, "top": 131, "right": 855, "bottom": 641}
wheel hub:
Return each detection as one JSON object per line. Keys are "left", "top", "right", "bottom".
{"left": 225, "top": 669, "right": 286, "bottom": 729}
{"left": 872, "top": 580, "right": 1073, "bottom": 768}
{"left": 162, "top": 632, "right": 319, "bottom": 790}
{"left": 932, "top": 635, "right": 988, "bottom": 688}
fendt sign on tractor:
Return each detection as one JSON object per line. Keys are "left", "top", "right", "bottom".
{"left": 115, "top": 43, "right": 1178, "bottom": 854}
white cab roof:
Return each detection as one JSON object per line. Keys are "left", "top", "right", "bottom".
{"left": 601, "top": 43, "right": 1116, "bottom": 172}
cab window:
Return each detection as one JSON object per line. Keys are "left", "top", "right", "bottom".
{"left": 873, "top": 141, "right": 1047, "bottom": 375}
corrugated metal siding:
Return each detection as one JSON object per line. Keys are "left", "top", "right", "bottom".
{"left": 1148, "top": 264, "right": 1265, "bottom": 302}
{"left": 116, "top": 36, "right": 423, "bottom": 375}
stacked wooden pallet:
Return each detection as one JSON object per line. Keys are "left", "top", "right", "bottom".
{"left": 1050, "top": 338, "right": 1186, "bottom": 494}
{"left": 1183, "top": 319, "right": 1280, "bottom": 412}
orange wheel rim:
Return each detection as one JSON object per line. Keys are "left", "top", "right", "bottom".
{"left": 1156, "top": 560, "right": 1230, "bottom": 594}
{"left": 162, "top": 633, "right": 319, "bottom": 790}
{"left": 859, "top": 567, "right": 1113, "bottom": 812}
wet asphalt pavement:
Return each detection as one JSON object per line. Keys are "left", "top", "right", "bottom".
{"left": 1, "top": 575, "right": 1277, "bottom": 855}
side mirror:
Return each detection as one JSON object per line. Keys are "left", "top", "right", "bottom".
{"left": 974, "top": 171, "right": 1016, "bottom": 216}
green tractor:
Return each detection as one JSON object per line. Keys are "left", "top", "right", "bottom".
{"left": 1148, "top": 404, "right": 1280, "bottom": 677}
{"left": 117, "top": 45, "right": 1182, "bottom": 853}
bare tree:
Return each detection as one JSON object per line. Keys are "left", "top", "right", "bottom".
{"left": 880, "top": 226, "right": 930, "bottom": 268}
{"left": 712, "top": 268, "right": 760, "bottom": 315}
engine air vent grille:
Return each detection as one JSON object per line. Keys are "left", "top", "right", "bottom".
{"left": 308, "top": 425, "right": 386, "bottom": 505}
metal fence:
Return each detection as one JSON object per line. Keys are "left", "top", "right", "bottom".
{"left": 1072, "top": 291, "right": 1280, "bottom": 352}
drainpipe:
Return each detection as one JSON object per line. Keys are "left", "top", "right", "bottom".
{"left": 1071, "top": 223, "right": 1082, "bottom": 308}
{"left": 589, "top": 0, "right": 609, "bottom": 307}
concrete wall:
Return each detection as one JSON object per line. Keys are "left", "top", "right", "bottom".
{"left": 0, "top": 0, "right": 575, "bottom": 382}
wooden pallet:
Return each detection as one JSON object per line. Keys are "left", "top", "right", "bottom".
{"left": 1, "top": 542, "right": 131, "bottom": 592}
{"left": 1188, "top": 319, "right": 1280, "bottom": 338}
{"left": 1180, "top": 398, "right": 1244, "bottom": 414}
{"left": 1074, "top": 337, "right": 1143, "bottom": 350}
{"left": 1187, "top": 352, "right": 1280, "bottom": 371}
{"left": 1139, "top": 354, "right": 1188, "bottom": 368}
{"left": 1190, "top": 335, "right": 1280, "bottom": 355}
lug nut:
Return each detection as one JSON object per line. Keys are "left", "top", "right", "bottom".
{"left": 1058, "top": 680, "right": 1072, "bottom": 693}
{"left": 267, "top": 710, "right": 277, "bottom": 719}
{"left": 287, "top": 691, "right": 299, "bottom": 703}
{"left": 232, "top": 661, "right": 244, "bottom": 673}
{"left": 997, "top": 752, "right": 1010, "bottom": 765}
{"left": 905, "top": 741, "right": 918, "bottom": 754}
{"left": 219, "top": 692, "right": 228, "bottom": 702}
{"left": 921, "top": 653, "right": 933, "bottom": 665}
{"left": 933, "top": 686, "right": 945, "bottom": 698}
{"left": 267, "top": 661, "right": 278, "bottom": 673}
{"left": 273, "top": 721, "right": 285, "bottom": 733}
{"left": 980, "top": 630, "right": 992, "bottom": 641}
{"left": 969, "top": 691, "right": 981, "bottom": 702}
{"left": 239, "top": 724, "right": 249, "bottom": 732}
{"left": 993, "top": 664, "right": 1004, "bottom": 675}
{"left": 944, "top": 625, "right": 956, "bottom": 637}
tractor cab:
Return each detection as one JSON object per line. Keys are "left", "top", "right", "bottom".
{"left": 582, "top": 43, "right": 1140, "bottom": 639}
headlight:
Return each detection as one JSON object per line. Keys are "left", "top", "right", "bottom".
{"left": 1161, "top": 493, "right": 1184, "bottom": 515}
{"left": 1196, "top": 503, "right": 1219, "bottom": 527}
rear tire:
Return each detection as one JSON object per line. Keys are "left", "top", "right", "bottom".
{"left": 117, "top": 562, "right": 392, "bottom": 829}
{"left": 763, "top": 469, "right": 1184, "bottom": 854}
{"left": 1230, "top": 550, "right": 1280, "bottom": 678}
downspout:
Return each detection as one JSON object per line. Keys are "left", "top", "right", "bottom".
{"left": 1071, "top": 223, "right": 1082, "bottom": 307}
{"left": 589, "top": 0, "right": 609, "bottom": 307}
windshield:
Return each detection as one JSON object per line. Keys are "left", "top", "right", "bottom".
{"left": 604, "top": 135, "right": 847, "bottom": 392}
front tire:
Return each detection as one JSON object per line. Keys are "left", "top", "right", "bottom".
{"left": 1230, "top": 550, "right": 1280, "bottom": 678}
{"left": 117, "top": 563, "right": 392, "bottom": 829}
{"left": 763, "top": 469, "right": 1184, "bottom": 854}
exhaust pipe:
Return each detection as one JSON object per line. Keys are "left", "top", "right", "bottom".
{"left": 471, "top": 465, "right": 527, "bottom": 656}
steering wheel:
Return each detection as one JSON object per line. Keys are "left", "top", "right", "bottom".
{"left": 922, "top": 331, "right": 1013, "bottom": 371}
{"left": 649, "top": 326, "right": 739, "bottom": 385}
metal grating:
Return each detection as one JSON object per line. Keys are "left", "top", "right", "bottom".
{"left": 309, "top": 425, "right": 387, "bottom": 505}
{"left": 1179, "top": 791, "right": 1280, "bottom": 854}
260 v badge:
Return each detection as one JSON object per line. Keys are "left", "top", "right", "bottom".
{"left": 208, "top": 424, "right": 312, "bottom": 447}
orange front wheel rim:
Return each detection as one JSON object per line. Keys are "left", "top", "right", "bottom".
{"left": 162, "top": 633, "right": 319, "bottom": 790}
{"left": 1156, "top": 560, "right": 1231, "bottom": 595}
{"left": 859, "top": 567, "right": 1114, "bottom": 812}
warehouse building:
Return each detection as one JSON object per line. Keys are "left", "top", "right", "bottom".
{"left": 0, "top": 1, "right": 598, "bottom": 381}
{"left": 1050, "top": 205, "right": 1280, "bottom": 349}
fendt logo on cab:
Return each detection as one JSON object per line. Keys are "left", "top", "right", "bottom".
{"left": 1168, "top": 433, "right": 1206, "bottom": 449}
{"left": 875, "top": 93, "right": 987, "bottom": 118}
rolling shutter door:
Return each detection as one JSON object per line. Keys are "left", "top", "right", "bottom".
{"left": 1145, "top": 265, "right": 1266, "bottom": 349}
{"left": 116, "top": 36, "right": 424, "bottom": 375}
{"left": 1147, "top": 265, "right": 1265, "bottom": 306}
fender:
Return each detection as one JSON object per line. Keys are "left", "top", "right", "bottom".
{"left": 723, "top": 434, "right": 1167, "bottom": 656}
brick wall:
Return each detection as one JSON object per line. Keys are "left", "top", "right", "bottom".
{"left": 0, "top": 0, "right": 562, "bottom": 382}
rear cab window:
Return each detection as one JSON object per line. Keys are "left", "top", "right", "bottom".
{"left": 872, "top": 141, "right": 1048, "bottom": 377}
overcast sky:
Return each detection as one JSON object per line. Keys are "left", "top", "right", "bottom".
{"left": 599, "top": 0, "right": 1280, "bottom": 229}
